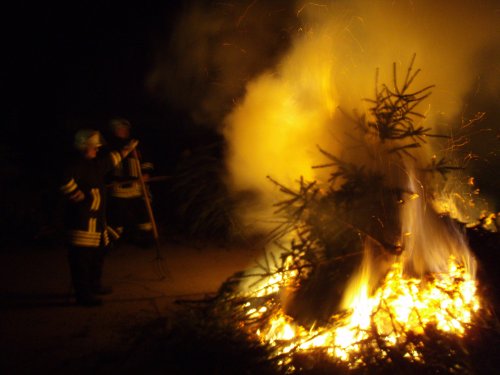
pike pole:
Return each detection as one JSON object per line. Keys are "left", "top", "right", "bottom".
{"left": 132, "top": 149, "right": 169, "bottom": 279}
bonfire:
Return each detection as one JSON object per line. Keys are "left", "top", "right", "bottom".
{"left": 202, "top": 57, "right": 496, "bottom": 373}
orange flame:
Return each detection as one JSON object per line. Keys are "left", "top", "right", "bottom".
{"left": 243, "top": 255, "right": 479, "bottom": 365}
{"left": 220, "top": 1, "right": 493, "bottom": 368}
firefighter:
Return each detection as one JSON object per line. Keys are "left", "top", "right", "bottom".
{"left": 60, "top": 129, "right": 138, "bottom": 306}
{"left": 106, "top": 118, "right": 155, "bottom": 247}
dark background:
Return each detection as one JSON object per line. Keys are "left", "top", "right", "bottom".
{"left": 1, "top": 2, "right": 206, "bottom": 246}
{"left": 3, "top": 1, "right": 188, "bottom": 165}
{"left": 1, "top": 0, "right": 298, "bottom": 247}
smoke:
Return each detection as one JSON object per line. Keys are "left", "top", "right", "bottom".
{"left": 147, "top": 0, "right": 499, "bottom": 230}
{"left": 219, "top": 0, "right": 500, "bottom": 230}
{"left": 147, "top": 0, "right": 297, "bottom": 127}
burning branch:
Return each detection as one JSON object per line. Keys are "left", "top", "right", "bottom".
{"left": 191, "top": 57, "right": 493, "bottom": 373}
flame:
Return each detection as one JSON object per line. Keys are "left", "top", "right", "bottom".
{"left": 241, "top": 255, "right": 479, "bottom": 366}
{"left": 234, "top": 172, "right": 481, "bottom": 366}
{"left": 229, "top": 149, "right": 482, "bottom": 368}
{"left": 216, "top": 1, "right": 494, "bottom": 369}
{"left": 431, "top": 174, "right": 498, "bottom": 231}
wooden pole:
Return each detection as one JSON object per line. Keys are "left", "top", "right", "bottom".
{"left": 132, "top": 149, "right": 162, "bottom": 259}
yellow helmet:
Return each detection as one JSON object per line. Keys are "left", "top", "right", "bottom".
{"left": 74, "top": 129, "right": 104, "bottom": 150}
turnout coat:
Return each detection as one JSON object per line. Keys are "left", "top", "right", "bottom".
{"left": 60, "top": 151, "right": 122, "bottom": 247}
{"left": 107, "top": 137, "right": 153, "bottom": 199}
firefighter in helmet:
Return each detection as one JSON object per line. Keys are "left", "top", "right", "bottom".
{"left": 106, "top": 118, "right": 155, "bottom": 247}
{"left": 59, "top": 128, "right": 138, "bottom": 306}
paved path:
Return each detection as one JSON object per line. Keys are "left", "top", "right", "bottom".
{"left": 0, "top": 241, "right": 261, "bottom": 373}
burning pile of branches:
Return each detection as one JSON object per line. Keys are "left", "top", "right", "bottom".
{"left": 178, "top": 58, "right": 498, "bottom": 374}
{"left": 211, "top": 257, "right": 483, "bottom": 372}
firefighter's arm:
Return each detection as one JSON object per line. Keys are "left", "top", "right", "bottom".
{"left": 60, "top": 178, "right": 85, "bottom": 203}
{"left": 106, "top": 139, "right": 139, "bottom": 170}
{"left": 121, "top": 139, "right": 139, "bottom": 158}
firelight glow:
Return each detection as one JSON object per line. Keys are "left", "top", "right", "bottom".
{"left": 218, "top": 0, "right": 493, "bottom": 369}
{"left": 223, "top": 0, "right": 498, "bottom": 234}
{"left": 239, "top": 252, "right": 479, "bottom": 365}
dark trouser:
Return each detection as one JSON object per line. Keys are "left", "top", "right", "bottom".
{"left": 68, "top": 245, "right": 105, "bottom": 301}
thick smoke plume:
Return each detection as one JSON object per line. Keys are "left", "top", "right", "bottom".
{"left": 148, "top": 0, "right": 499, "bottom": 231}
{"left": 222, "top": 0, "right": 500, "bottom": 231}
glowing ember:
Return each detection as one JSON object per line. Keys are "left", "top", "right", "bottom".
{"left": 237, "top": 255, "right": 480, "bottom": 368}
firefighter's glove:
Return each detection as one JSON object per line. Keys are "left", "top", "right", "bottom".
{"left": 121, "top": 139, "right": 139, "bottom": 158}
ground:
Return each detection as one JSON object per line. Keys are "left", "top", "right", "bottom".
{"left": 1, "top": 231, "right": 499, "bottom": 374}
{"left": 0, "top": 240, "right": 261, "bottom": 373}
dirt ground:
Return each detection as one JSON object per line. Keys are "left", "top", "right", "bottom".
{"left": 0, "top": 240, "right": 262, "bottom": 374}
{"left": 2, "top": 230, "right": 499, "bottom": 374}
